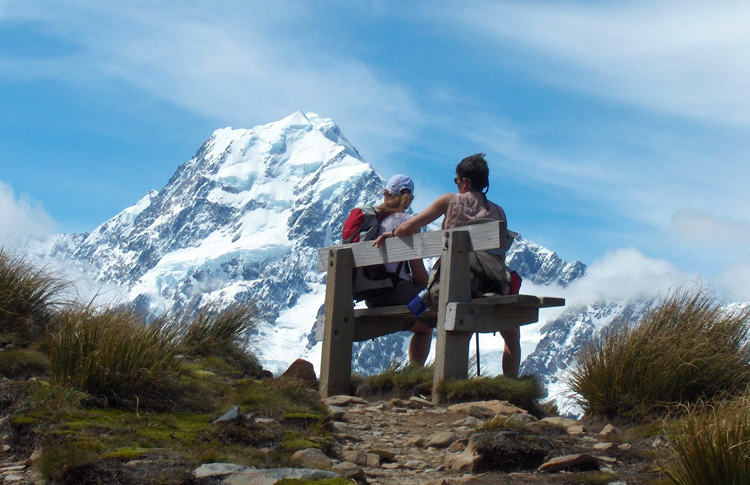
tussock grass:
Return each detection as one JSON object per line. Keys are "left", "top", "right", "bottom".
{"left": 49, "top": 306, "right": 183, "bottom": 409}
{"left": 180, "top": 302, "right": 262, "bottom": 376}
{"left": 440, "top": 375, "right": 545, "bottom": 415}
{"left": 356, "top": 362, "right": 433, "bottom": 399}
{"left": 664, "top": 391, "right": 750, "bottom": 484}
{"left": 0, "top": 348, "right": 49, "bottom": 379}
{"left": 568, "top": 286, "right": 750, "bottom": 418}
{"left": 0, "top": 249, "right": 69, "bottom": 346}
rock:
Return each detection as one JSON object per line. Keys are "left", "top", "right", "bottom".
{"left": 469, "top": 406, "right": 496, "bottom": 419}
{"left": 618, "top": 443, "right": 632, "bottom": 451}
{"left": 539, "top": 416, "right": 579, "bottom": 428}
{"left": 292, "top": 448, "right": 333, "bottom": 468}
{"left": 452, "top": 416, "right": 485, "bottom": 427}
{"left": 408, "top": 436, "right": 428, "bottom": 447}
{"left": 593, "top": 442, "right": 614, "bottom": 451}
{"left": 386, "top": 398, "right": 410, "bottom": 409}
{"left": 366, "top": 452, "right": 381, "bottom": 467}
{"left": 367, "top": 448, "right": 395, "bottom": 460}
{"left": 599, "top": 423, "right": 619, "bottom": 437}
{"left": 193, "top": 463, "right": 249, "bottom": 478}
{"left": 3, "top": 474, "right": 25, "bottom": 483}
{"left": 447, "top": 438, "right": 469, "bottom": 452}
{"left": 426, "top": 431, "right": 460, "bottom": 449}
{"left": 341, "top": 450, "right": 368, "bottom": 466}
{"left": 513, "top": 413, "right": 538, "bottom": 423}
{"left": 224, "top": 468, "right": 341, "bottom": 485}
{"left": 332, "top": 461, "right": 365, "bottom": 480}
{"left": 323, "top": 395, "right": 369, "bottom": 407}
{"left": 467, "top": 432, "right": 492, "bottom": 452}
{"left": 538, "top": 454, "right": 599, "bottom": 473}
{"left": 327, "top": 405, "right": 346, "bottom": 421}
{"left": 404, "top": 459, "right": 427, "bottom": 470}
{"left": 567, "top": 425, "right": 586, "bottom": 436}
{"left": 280, "top": 358, "right": 317, "bottom": 387}
{"left": 214, "top": 406, "right": 241, "bottom": 424}
{"left": 445, "top": 449, "right": 481, "bottom": 472}
{"left": 409, "top": 396, "right": 435, "bottom": 407}
{"left": 448, "top": 400, "right": 525, "bottom": 416}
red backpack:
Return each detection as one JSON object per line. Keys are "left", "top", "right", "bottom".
{"left": 341, "top": 205, "right": 406, "bottom": 300}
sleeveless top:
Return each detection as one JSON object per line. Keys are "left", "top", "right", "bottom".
{"left": 442, "top": 191, "right": 506, "bottom": 229}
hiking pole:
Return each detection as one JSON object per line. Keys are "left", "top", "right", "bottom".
{"left": 475, "top": 333, "right": 480, "bottom": 376}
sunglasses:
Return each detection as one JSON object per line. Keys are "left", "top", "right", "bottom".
{"left": 454, "top": 177, "right": 461, "bottom": 184}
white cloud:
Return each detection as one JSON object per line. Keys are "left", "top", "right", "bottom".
{"left": 0, "top": 181, "right": 57, "bottom": 246}
{"left": 0, "top": 2, "right": 421, "bottom": 162}
{"left": 450, "top": 1, "right": 750, "bottom": 124}
{"left": 671, "top": 209, "right": 750, "bottom": 248}
{"left": 722, "top": 257, "right": 750, "bottom": 303}
{"left": 557, "top": 247, "right": 686, "bottom": 306}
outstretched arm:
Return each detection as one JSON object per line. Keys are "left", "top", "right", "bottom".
{"left": 373, "top": 193, "right": 452, "bottom": 247}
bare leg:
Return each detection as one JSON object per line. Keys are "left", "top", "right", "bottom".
{"left": 408, "top": 321, "right": 433, "bottom": 366}
{"left": 500, "top": 327, "right": 521, "bottom": 378}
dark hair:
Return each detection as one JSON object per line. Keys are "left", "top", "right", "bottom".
{"left": 456, "top": 153, "right": 490, "bottom": 194}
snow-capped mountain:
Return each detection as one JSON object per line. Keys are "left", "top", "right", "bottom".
{"left": 27, "top": 111, "right": 654, "bottom": 405}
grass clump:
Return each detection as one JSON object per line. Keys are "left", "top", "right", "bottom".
{"left": 0, "top": 249, "right": 69, "bottom": 346}
{"left": 664, "top": 391, "right": 750, "bottom": 484}
{"left": 48, "top": 306, "right": 183, "bottom": 409}
{"left": 440, "top": 375, "right": 545, "bottom": 414}
{"left": 181, "top": 302, "right": 262, "bottom": 376}
{"left": 0, "top": 348, "right": 49, "bottom": 379}
{"left": 355, "top": 362, "right": 433, "bottom": 399}
{"left": 568, "top": 286, "right": 750, "bottom": 418}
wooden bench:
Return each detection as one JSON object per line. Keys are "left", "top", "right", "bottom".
{"left": 316, "top": 220, "right": 565, "bottom": 403}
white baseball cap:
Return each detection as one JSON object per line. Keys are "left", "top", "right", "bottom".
{"left": 386, "top": 174, "right": 415, "bottom": 196}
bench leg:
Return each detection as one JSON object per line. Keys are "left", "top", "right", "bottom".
{"left": 319, "top": 248, "right": 355, "bottom": 397}
{"left": 432, "top": 231, "right": 472, "bottom": 404}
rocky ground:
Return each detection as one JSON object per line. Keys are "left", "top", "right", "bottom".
{"left": 0, "top": 388, "right": 674, "bottom": 484}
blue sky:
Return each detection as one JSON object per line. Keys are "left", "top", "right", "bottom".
{"left": 2, "top": 1, "right": 750, "bottom": 301}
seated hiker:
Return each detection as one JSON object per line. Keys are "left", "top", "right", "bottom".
{"left": 348, "top": 174, "right": 432, "bottom": 366}
{"left": 374, "top": 155, "right": 521, "bottom": 377}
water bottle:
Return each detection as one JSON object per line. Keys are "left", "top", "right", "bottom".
{"left": 407, "top": 288, "right": 430, "bottom": 317}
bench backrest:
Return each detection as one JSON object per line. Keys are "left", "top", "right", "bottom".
{"left": 317, "top": 220, "right": 508, "bottom": 270}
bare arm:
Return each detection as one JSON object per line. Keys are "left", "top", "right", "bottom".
{"left": 373, "top": 193, "right": 452, "bottom": 247}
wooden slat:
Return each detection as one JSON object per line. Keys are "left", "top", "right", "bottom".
{"left": 444, "top": 304, "right": 540, "bottom": 332}
{"left": 314, "top": 294, "right": 565, "bottom": 341}
{"left": 317, "top": 220, "right": 506, "bottom": 271}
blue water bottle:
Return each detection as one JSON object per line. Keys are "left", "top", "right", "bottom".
{"left": 407, "top": 288, "right": 430, "bottom": 317}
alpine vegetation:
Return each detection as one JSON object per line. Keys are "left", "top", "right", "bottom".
{"left": 665, "top": 390, "right": 750, "bottom": 484}
{"left": 568, "top": 285, "right": 750, "bottom": 417}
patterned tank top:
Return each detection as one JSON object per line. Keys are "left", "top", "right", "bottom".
{"left": 442, "top": 191, "right": 506, "bottom": 229}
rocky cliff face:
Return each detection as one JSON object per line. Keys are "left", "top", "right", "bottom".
{"left": 27, "top": 112, "right": 656, "bottom": 408}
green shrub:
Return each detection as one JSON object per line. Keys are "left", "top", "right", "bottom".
{"left": 49, "top": 306, "right": 182, "bottom": 409}
{"left": 0, "top": 348, "right": 49, "bottom": 379}
{"left": 356, "top": 362, "right": 433, "bottom": 398}
{"left": 568, "top": 286, "right": 750, "bottom": 417}
{"left": 180, "top": 302, "right": 262, "bottom": 376}
{"left": 665, "top": 391, "right": 750, "bottom": 484}
{"left": 439, "top": 375, "right": 545, "bottom": 415}
{"left": 0, "top": 249, "right": 69, "bottom": 346}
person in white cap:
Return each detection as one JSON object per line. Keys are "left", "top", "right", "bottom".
{"left": 366, "top": 174, "right": 432, "bottom": 366}
{"left": 374, "top": 155, "right": 521, "bottom": 377}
